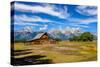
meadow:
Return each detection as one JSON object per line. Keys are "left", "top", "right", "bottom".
{"left": 11, "top": 41, "right": 97, "bottom": 65}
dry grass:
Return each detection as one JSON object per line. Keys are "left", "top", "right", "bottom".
{"left": 12, "top": 41, "right": 97, "bottom": 64}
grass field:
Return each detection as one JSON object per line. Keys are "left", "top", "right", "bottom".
{"left": 11, "top": 41, "right": 97, "bottom": 65}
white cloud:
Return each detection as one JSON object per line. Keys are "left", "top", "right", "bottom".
{"left": 39, "top": 25, "right": 48, "bottom": 31}
{"left": 14, "top": 14, "right": 54, "bottom": 23}
{"left": 49, "top": 26, "right": 82, "bottom": 34}
{"left": 14, "top": 3, "right": 69, "bottom": 19}
{"left": 67, "top": 17, "right": 97, "bottom": 24}
{"left": 70, "top": 23, "right": 89, "bottom": 28}
{"left": 14, "top": 22, "right": 39, "bottom": 26}
{"left": 76, "top": 6, "right": 97, "bottom": 16}
{"left": 63, "top": 27, "right": 82, "bottom": 34}
{"left": 23, "top": 26, "right": 33, "bottom": 32}
{"left": 17, "top": 26, "right": 34, "bottom": 33}
{"left": 79, "top": 18, "right": 97, "bottom": 24}
{"left": 13, "top": 14, "right": 57, "bottom": 26}
{"left": 67, "top": 5, "right": 97, "bottom": 25}
{"left": 80, "top": 25, "right": 89, "bottom": 28}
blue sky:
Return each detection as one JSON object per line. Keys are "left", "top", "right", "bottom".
{"left": 11, "top": 1, "right": 97, "bottom": 34}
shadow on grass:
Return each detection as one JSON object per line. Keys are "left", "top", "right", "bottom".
{"left": 14, "top": 52, "right": 33, "bottom": 56}
{"left": 11, "top": 55, "right": 53, "bottom": 66}
{"left": 14, "top": 49, "right": 32, "bottom": 52}
{"left": 11, "top": 49, "right": 32, "bottom": 56}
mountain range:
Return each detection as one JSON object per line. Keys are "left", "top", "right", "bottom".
{"left": 13, "top": 27, "right": 84, "bottom": 42}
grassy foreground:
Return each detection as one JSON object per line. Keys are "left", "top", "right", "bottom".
{"left": 11, "top": 41, "right": 97, "bottom": 65}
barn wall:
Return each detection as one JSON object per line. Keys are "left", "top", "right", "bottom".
{"left": 27, "top": 33, "right": 56, "bottom": 45}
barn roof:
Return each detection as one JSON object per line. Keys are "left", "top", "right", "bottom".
{"left": 27, "top": 32, "right": 47, "bottom": 41}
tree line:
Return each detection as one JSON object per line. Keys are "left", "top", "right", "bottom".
{"left": 69, "top": 32, "right": 96, "bottom": 41}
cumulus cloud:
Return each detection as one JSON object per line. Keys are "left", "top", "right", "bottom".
{"left": 76, "top": 5, "right": 97, "bottom": 16}
{"left": 39, "top": 25, "right": 48, "bottom": 31}
{"left": 23, "top": 26, "right": 33, "bottom": 32}
{"left": 16, "top": 26, "right": 34, "bottom": 32}
{"left": 63, "top": 27, "right": 82, "bottom": 34}
{"left": 14, "top": 2, "right": 69, "bottom": 19}
{"left": 49, "top": 26, "right": 82, "bottom": 34}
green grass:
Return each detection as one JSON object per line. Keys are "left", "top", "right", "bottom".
{"left": 12, "top": 41, "right": 97, "bottom": 64}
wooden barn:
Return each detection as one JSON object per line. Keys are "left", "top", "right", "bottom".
{"left": 26, "top": 32, "right": 56, "bottom": 45}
